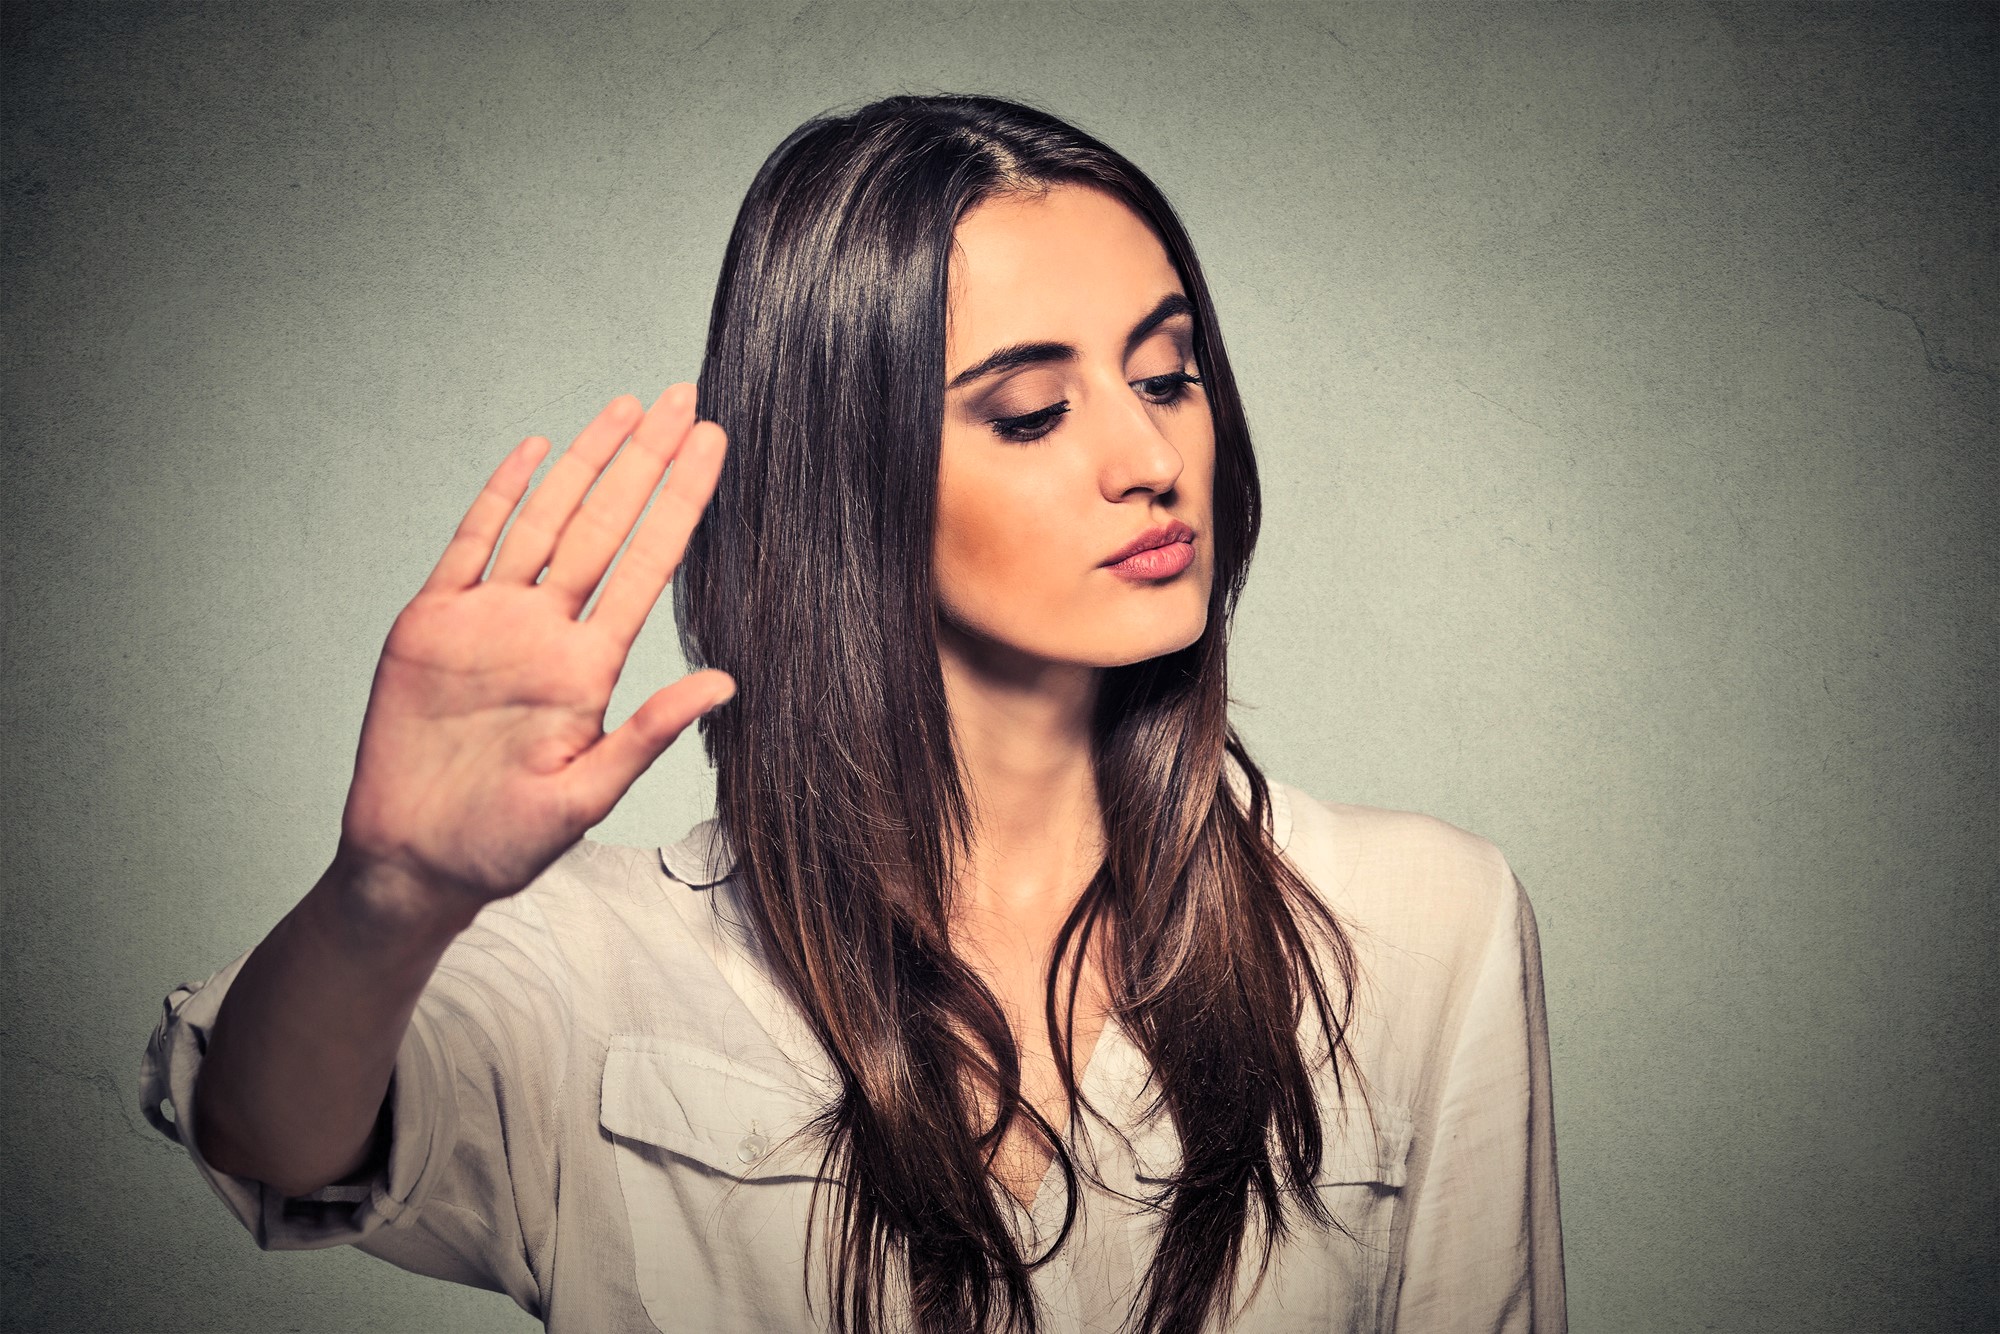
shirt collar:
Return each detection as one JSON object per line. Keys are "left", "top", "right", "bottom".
{"left": 659, "top": 812, "right": 736, "bottom": 887}
{"left": 658, "top": 759, "right": 1294, "bottom": 889}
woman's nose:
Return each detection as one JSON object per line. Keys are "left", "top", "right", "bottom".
{"left": 1097, "top": 384, "right": 1185, "bottom": 500}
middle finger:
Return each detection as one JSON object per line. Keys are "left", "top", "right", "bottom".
{"left": 539, "top": 385, "right": 700, "bottom": 614}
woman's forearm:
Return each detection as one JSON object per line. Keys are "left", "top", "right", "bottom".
{"left": 186, "top": 389, "right": 730, "bottom": 1201}
{"left": 190, "top": 853, "right": 482, "bottom": 1198}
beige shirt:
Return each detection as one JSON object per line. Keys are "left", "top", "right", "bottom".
{"left": 140, "top": 778, "right": 1566, "bottom": 1332}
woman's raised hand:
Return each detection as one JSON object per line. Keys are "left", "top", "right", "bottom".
{"left": 335, "top": 386, "right": 734, "bottom": 920}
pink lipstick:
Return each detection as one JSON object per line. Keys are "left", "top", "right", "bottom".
{"left": 1102, "top": 521, "right": 1196, "bottom": 581}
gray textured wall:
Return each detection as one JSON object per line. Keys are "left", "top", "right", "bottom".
{"left": 4, "top": 2, "right": 1994, "bottom": 1331}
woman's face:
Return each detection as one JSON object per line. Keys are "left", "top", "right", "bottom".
{"left": 935, "top": 184, "right": 1215, "bottom": 672}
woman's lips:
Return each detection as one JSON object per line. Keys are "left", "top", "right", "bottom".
{"left": 1102, "top": 519, "right": 1197, "bottom": 581}
{"left": 1106, "top": 537, "right": 1195, "bottom": 581}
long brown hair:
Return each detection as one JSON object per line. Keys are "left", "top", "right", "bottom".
{"left": 672, "top": 94, "right": 1365, "bottom": 1334}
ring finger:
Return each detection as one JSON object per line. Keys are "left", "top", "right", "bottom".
{"left": 486, "top": 394, "right": 648, "bottom": 584}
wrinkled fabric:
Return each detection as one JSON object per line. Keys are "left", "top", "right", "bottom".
{"left": 141, "top": 777, "right": 1565, "bottom": 1332}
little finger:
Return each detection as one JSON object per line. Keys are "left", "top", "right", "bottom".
{"left": 487, "top": 395, "right": 645, "bottom": 584}
{"left": 421, "top": 435, "right": 550, "bottom": 593}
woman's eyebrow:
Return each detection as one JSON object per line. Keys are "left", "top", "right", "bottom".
{"left": 1124, "top": 292, "right": 1195, "bottom": 354}
{"left": 947, "top": 340, "right": 1074, "bottom": 391}
{"left": 946, "top": 292, "right": 1197, "bottom": 392}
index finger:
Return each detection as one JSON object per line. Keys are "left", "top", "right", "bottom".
{"left": 584, "top": 419, "right": 728, "bottom": 646}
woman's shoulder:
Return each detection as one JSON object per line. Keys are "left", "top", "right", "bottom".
{"left": 445, "top": 829, "right": 806, "bottom": 1063}
{"left": 1264, "top": 779, "right": 1544, "bottom": 1111}
{"left": 463, "top": 836, "right": 714, "bottom": 987}
{"left": 487, "top": 838, "right": 679, "bottom": 928}
{"left": 1265, "top": 777, "right": 1525, "bottom": 962}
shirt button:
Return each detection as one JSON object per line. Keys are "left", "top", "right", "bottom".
{"left": 737, "top": 1133, "right": 770, "bottom": 1164}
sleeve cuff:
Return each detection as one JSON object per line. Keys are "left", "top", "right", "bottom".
{"left": 138, "top": 947, "right": 459, "bottom": 1252}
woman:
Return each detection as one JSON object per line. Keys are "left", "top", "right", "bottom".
{"left": 141, "top": 94, "right": 1564, "bottom": 1333}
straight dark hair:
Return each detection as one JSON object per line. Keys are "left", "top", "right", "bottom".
{"left": 673, "top": 93, "right": 1366, "bottom": 1334}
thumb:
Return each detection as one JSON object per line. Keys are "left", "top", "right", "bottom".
{"left": 564, "top": 671, "right": 736, "bottom": 822}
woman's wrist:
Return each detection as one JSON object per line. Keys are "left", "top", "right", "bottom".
{"left": 312, "top": 845, "right": 486, "bottom": 962}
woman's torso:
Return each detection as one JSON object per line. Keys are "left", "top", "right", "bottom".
{"left": 378, "top": 779, "right": 1516, "bottom": 1332}
{"left": 145, "top": 775, "right": 1547, "bottom": 1332}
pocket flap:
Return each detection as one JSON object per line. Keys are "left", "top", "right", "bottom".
{"left": 1131, "top": 1100, "right": 1412, "bottom": 1188}
{"left": 599, "top": 1037, "right": 834, "bottom": 1183}
{"left": 1319, "top": 1102, "right": 1412, "bottom": 1188}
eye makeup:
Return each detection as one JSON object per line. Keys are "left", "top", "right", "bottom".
{"left": 981, "top": 365, "right": 1203, "bottom": 445}
{"left": 954, "top": 301, "right": 1202, "bottom": 446}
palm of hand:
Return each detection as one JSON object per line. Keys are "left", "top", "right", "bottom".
{"left": 337, "top": 388, "right": 734, "bottom": 906}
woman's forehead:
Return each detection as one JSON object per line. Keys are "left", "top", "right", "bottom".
{"left": 946, "top": 185, "right": 1182, "bottom": 356}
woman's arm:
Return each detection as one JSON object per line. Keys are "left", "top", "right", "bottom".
{"left": 184, "top": 387, "right": 733, "bottom": 1199}
{"left": 1395, "top": 871, "right": 1567, "bottom": 1332}
{"left": 190, "top": 855, "right": 476, "bottom": 1197}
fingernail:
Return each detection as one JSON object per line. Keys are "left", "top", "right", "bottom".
{"left": 705, "top": 680, "right": 736, "bottom": 711}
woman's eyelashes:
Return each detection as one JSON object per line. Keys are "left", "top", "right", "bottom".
{"left": 1136, "top": 369, "right": 1203, "bottom": 405}
{"left": 986, "top": 370, "right": 1204, "bottom": 444}
{"left": 989, "top": 401, "right": 1069, "bottom": 443}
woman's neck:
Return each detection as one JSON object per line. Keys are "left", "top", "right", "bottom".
{"left": 935, "top": 621, "right": 1105, "bottom": 949}
{"left": 936, "top": 621, "right": 1113, "bottom": 1209}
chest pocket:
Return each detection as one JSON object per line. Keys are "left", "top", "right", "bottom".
{"left": 598, "top": 1036, "right": 839, "bottom": 1333}
{"left": 600, "top": 1036, "right": 835, "bottom": 1180}
{"left": 1128, "top": 1098, "right": 1413, "bottom": 1334}
{"left": 1127, "top": 1099, "right": 1412, "bottom": 1187}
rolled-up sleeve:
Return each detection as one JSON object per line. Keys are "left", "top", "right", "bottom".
{"left": 1395, "top": 871, "right": 1568, "bottom": 1333}
{"left": 138, "top": 887, "right": 573, "bottom": 1317}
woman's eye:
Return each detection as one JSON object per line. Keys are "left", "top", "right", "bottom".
{"left": 983, "top": 373, "right": 1200, "bottom": 443}
{"left": 1136, "top": 370, "right": 1203, "bottom": 405}
{"left": 988, "top": 402, "right": 1069, "bottom": 443}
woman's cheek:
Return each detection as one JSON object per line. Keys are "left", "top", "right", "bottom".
{"left": 936, "top": 498, "right": 1039, "bottom": 626}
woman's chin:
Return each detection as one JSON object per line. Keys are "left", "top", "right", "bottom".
{"left": 1087, "top": 613, "right": 1210, "bottom": 668}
